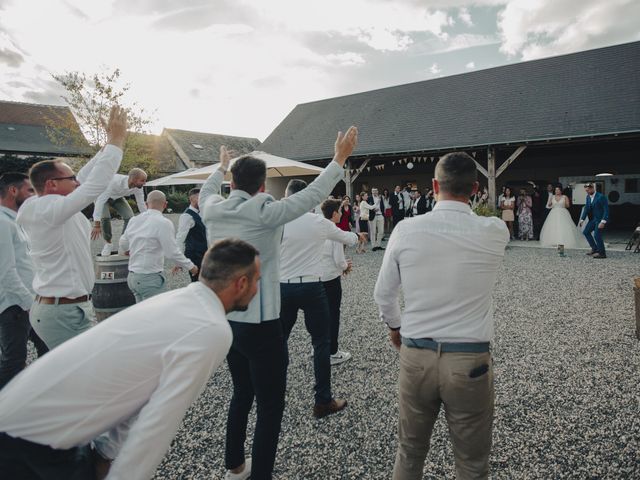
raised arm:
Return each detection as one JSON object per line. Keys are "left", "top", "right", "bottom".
{"left": 200, "top": 146, "right": 232, "bottom": 209}
{"left": 158, "top": 221, "right": 197, "bottom": 274}
{"left": 49, "top": 106, "right": 127, "bottom": 224}
{"left": 322, "top": 217, "right": 359, "bottom": 246}
{"left": 259, "top": 127, "right": 358, "bottom": 227}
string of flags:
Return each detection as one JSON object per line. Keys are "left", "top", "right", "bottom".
{"left": 347, "top": 152, "right": 477, "bottom": 174}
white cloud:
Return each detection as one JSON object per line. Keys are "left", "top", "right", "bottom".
{"left": 325, "top": 52, "right": 365, "bottom": 66}
{"left": 458, "top": 7, "right": 473, "bottom": 27}
{"left": 466, "top": 61, "right": 476, "bottom": 69}
{"left": 429, "top": 63, "right": 442, "bottom": 74}
{"left": 497, "top": 0, "right": 640, "bottom": 60}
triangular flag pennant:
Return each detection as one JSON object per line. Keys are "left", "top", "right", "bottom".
{"left": 472, "top": 151, "right": 476, "bottom": 158}
{"left": 392, "top": 161, "right": 396, "bottom": 166}
{"left": 367, "top": 167, "right": 370, "bottom": 172}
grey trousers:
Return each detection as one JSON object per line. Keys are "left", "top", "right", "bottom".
{"left": 29, "top": 301, "right": 96, "bottom": 350}
{"left": 393, "top": 345, "right": 494, "bottom": 480}
{"left": 127, "top": 272, "right": 166, "bottom": 303}
{"left": 101, "top": 197, "right": 134, "bottom": 243}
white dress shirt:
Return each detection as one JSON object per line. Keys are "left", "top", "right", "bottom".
{"left": 401, "top": 190, "right": 412, "bottom": 211}
{"left": 320, "top": 239, "right": 349, "bottom": 282}
{"left": 374, "top": 200, "right": 509, "bottom": 342}
{"left": 0, "top": 206, "right": 34, "bottom": 312}
{"left": 119, "top": 209, "right": 194, "bottom": 274}
{"left": 0, "top": 281, "right": 232, "bottom": 480}
{"left": 280, "top": 212, "right": 357, "bottom": 281}
{"left": 175, "top": 206, "right": 199, "bottom": 252}
{"left": 370, "top": 195, "right": 383, "bottom": 215}
{"left": 16, "top": 145, "right": 123, "bottom": 298}
{"left": 92, "top": 174, "right": 146, "bottom": 221}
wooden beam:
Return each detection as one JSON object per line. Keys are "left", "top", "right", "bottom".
{"left": 487, "top": 147, "right": 496, "bottom": 208}
{"left": 474, "top": 160, "right": 488, "bottom": 178}
{"left": 350, "top": 158, "right": 371, "bottom": 183}
{"left": 496, "top": 145, "right": 527, "bottom": 178}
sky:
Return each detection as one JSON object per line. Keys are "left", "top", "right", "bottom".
{"left": 1, "top": 0, "right": 639, "bottom": 141}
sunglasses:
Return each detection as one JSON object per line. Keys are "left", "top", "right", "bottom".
{"left": 50, "top": 175, "right": 77, "bottom": 182}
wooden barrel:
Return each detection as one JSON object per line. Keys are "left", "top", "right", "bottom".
{"left": 92, "top": 254, "right": 136, "bottom": 322}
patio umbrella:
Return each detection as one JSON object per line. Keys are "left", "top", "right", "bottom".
{"left": 145, "top": 169, "right": 206, "bottom": 187}
{"left": 172, "top": 151, "right": 324, "bottom": 180}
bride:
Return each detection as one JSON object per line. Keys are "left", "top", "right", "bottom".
{"left": 540, "top": 187, "right": 588, "bottom": 248}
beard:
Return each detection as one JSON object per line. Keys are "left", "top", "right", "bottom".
{"left": 231, "top": 302, "right": 249, "bottom": 312}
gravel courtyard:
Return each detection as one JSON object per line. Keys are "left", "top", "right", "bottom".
{"left": 97, "top": 219, "right": 640, "bottom": 479}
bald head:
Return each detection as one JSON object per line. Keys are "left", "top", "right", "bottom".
{"left": 146, "top": 190, "right": 166, "bottom": 211}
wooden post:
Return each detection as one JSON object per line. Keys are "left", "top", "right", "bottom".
{"left": 488, "top": 146, "right": 496, "bottom": 208}
{"left": 345, "top": 159, "right": 353, "bottom": 200}
{"left": 634, "top": 278, "right": 640, "bottom": 339}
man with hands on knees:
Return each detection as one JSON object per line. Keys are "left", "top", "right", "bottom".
{"left": 17, "top": 106, "right": 127, "bottom": 350}
{"left": 375, "top": 152, "right": 509, "bottom": 480}
{"left": 119, "top": 190, "right": 198, "bottom": 303}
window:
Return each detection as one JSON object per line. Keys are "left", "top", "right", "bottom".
{"left": 625, "top": 179, "right": 638, "bottom": 193}
{"left": 191, "top": 143, "right": 204, "bottom": 149}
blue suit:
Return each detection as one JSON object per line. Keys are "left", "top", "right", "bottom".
{"left": 580, "top": 192, "right": 609, "bottom": 255}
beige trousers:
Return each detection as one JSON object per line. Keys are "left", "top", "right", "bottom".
{"left": 393, "top": 345, "right": 494, "bottom": 480}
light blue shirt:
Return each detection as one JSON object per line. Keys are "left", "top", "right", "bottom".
{"left": 0, "top": 205, "right": 35, "bottom": 312}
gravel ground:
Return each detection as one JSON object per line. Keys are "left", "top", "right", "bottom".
{"left": 93, "top": 217, "right": 639, "bottom": 479}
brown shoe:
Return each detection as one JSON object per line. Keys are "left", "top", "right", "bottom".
{"left": 313, "top": 398, "right": 347, "bottom": 418}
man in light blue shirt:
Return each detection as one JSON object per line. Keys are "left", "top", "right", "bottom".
{"left": 0, "top": 173, "right": 47, "bottom": 389}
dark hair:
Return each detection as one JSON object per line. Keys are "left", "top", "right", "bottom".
{"left": 29, "top": 160, "right": 63, "bottom": 194}
{"left": 188, "top": 188, "right": 201, "bottom": 197}
{"left": 0, "top": 172, "right": 29, "bottom": 198}
{"left": 230, "top": 155, "right": 267, "bottom": 195}
{"left": 285, "top": 179, "right": 307, "bottom": 197}
{"left": 435, "top": 152, "right": 477, "bottom": 197}
{"left": 321, "top": 199, "right": 342, "bottom": 219}
{"left": 200, "top": 238, "right": 259, "bottom": 289}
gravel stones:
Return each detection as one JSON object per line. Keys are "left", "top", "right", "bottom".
{"left": 95, "top": 219, "right": 640, "bottom": 479}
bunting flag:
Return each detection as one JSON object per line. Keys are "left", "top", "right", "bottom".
{"left": 367, "top": 167, "right": 370, "bottom": 172}
{"left": 392, "top": 160, "right": 396, "bottom": 166}
{"left": 472, "top": 151, "right": 477, "bottom": 158}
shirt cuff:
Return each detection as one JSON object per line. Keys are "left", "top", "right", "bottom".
{"left": 600, "top": 220, "right": 607, "bottom": 224}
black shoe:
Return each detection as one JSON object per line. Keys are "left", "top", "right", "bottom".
{"left": 378, "top": 247, "right": 385, "bottom": 251}
{"left": 586, "top": 251, "right": 597, "bottom": 256}
{"left": 372, "top": 247, "right": 379, "bottom": 251}
{"left": 592, "top": 253, "right": 607, "bottom": 259}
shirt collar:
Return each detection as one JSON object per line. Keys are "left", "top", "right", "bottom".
{"left": 432, "top": 200, "right": 471, "bottom": 214}
{"left": 147, "top": 209, "right": 162, "bottom": 216}
{"left": 229, "top": 189, "right": 252, "bottom": 201}
{"left": 188, "top": 205, "right": 200, "bottom": 213}
{"left": 0, "top": 205, "right": 17, "bottom": 219}
{"left": 189, "top": 281, "right": 226, "bottom": 315}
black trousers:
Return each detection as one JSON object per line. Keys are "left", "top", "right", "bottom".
{"left": 280, "top": 282, "right": 333, "bottom": 405}
{"left": 225, "top": 319, "right": 287, "bottom": 480}
{"left": 0, "top": 306, "right": 48, "bottom": 390}
{"left": 0, "top": 432, "right": 94, "bottom": 480}
{"left": 322, "top": 276, "right": 343, "bottom": 355}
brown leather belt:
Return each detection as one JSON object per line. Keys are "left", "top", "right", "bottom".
{"left": 35, "top": 295, "right": 91, "bottom": 305}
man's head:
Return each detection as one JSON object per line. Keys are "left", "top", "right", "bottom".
{"left": 394, "top": 185, "right": 401, "bottom": 193}
{"left": 0, "top": 172, "right": 35, "bottom": 210}
{"left": 371, "top": 187, "right": 379, "bottom": 197}
{"left": 199, "top": 238, "right": 260, "bottom": 313}
{"left": 584, "top": 183, "right": 596, "bottom": 195}
{"left": 128, "top": 168, "right": 147, "bottom": 189}
{"left": 415, "top": 190, "right": 422, "bottom": 197}
{"left": 285, "top": 179, "right": 307, "bottom": 198}
{"left": 29, "top": 159, "right": 79, "bottom": 196}
{"left": 321, "top": 198, "right": 342, "bottom": 223}
{"left": 230, "top": 155, "right": 267, "bottom": 196}
{"left": 146, "top": 190, "right": 167, "bottom": 211}
{"left": 547, "top": 183, "right": 554, "bottom": 192}
{"left": 433, "top": 152, "right": 479, "bottom": 201}
{"left": 188, "top": 188, "right": 200, "bottom": 209}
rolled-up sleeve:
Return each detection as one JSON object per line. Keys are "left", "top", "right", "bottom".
{"left": 373, "top": 230, "right": 403, "bottom": 329}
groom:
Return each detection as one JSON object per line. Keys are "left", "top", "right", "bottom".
{"left": 579, "top": 183, "right": 609, "bottom": 259}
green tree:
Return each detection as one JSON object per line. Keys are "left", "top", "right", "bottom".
{"left": 46, "top": 67, "right": 157, "bottom": 174}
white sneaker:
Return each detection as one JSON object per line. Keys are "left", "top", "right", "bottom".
{"left": 330, "top": 350, "right": 352, "bottom": 365}
{"left": 224, "top": 458, "right": 251, "bottom": 480}
{"left": 101, "top": 243, "right": 113, "bottom": 257}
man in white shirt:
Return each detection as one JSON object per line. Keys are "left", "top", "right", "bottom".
{"left": 200, "top": 126, "right": 358, "bottom": 480}
{"left": 280, "top": 180, "right": 362, "bottom": 418}
{"left": 176, "top": 188, "right": 207, "bottom": 282}
{"left": 0, "top": 239, "right": 260, "bottom": 480}
{"left": 368, "top": 187, "right": 385, "bottom": 251}
{"left": 17, "top": 106, "right": 127, "bottom": 350}
{"left": 119, "top": 190, "right": 197, "bottom": 302}
{"left": 374, "top": 152, "right": 509, "bottom": 480}
{"left": 0, "top": 173, "right": 48, "bottom": 389}
{"left": 90, "top": 167, "right": 147, "bottom": 257}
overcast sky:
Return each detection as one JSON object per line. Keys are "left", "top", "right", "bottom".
{"left": 1, "top": 0, "right": 638, "bottom": 140}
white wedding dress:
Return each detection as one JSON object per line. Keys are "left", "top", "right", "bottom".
{"left": 539, "top": 196, "right": 589, "bottom": 248}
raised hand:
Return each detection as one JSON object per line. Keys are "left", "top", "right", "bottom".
{"left": 104, "top": 105, "right": 128, "bottom": 149}
{"left": 219, "top": 146, "right": 233, "bottom": 173}
{"left": 332, "top": 126, "right": 358, "bottom": 167}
